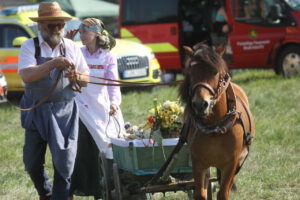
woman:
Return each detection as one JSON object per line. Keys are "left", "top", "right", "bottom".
{"left": 68, "top": 18, "right": 125, "bottom": 199}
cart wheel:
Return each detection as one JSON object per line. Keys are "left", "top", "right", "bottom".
{"left": 100, "top": 152, "right": 113, "bottom": 200}
{"left": 113, "top": 163, "right": 123, "bottom": 200}
{"left": 187, "top": 190, "right": 194, "bottom": 200}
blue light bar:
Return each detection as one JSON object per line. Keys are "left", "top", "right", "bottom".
{"left": 0, "top": 4, "right": 39, "bottom": 16}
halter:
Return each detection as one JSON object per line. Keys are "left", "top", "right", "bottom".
{"left": 191, "top": 72, "right": 231, "bottom": 103}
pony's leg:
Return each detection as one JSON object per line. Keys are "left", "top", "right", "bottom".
{"left": 193, "top": 166, "right": 208, "bottom": 200}
{"left": 220, "top": 168, "right": 238, "bottom": 192}
{"left": 217, "top": 166, "right": 237, "bottom": 200}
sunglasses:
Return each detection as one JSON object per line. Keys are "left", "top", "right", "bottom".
{"left": 43, "top": 23, "right": 65, "bottom": 30}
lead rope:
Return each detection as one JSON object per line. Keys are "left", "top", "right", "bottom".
{"left": 17, "top": 70, "right": 63, "bottom": 111}
{"left": 105, "top": 112, "right": 121, "bottom": 139}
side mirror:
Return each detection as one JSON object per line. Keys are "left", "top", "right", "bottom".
{"left": 12, "top": 36, "right": 29, "bottom": 47}
{"left": 269, "top": 4, "right": 283, "bottom": 21}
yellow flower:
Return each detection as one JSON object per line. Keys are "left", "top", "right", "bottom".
{"left": 146, "top": 99, "right": 184, "bottom": 136}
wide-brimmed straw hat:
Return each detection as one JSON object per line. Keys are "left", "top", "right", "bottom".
{"left": 29, "top": 2, "right": 72, "bottom": 22}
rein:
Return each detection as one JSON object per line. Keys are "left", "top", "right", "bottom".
{"left": 80, "top": 73, "right": 183, "bottom": 87}
{"left": 18, "top": 65, "right": 81, "bottom": 111}
{"left": 18, "top": 70, "right": 63, "bottom": 111}
{"left": 18, "top": 72, "right": 183, "bottom": 111}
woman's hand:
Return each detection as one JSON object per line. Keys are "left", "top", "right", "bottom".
{"left": 65, "top": 29, "right": 79, "bottom": 40}
{"left": 109, "top": 104, "right": 118, "bottom": 116}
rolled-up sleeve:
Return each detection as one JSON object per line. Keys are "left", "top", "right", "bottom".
{"left": 18, "top": 39, "right": 36, "bottom": 72}
{"left": 105, "top": 54, "right": 121, "bottom": 106}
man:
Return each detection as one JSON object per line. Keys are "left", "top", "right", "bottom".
{"left": 18, "top": 2, "right": 89, "bottom": 200}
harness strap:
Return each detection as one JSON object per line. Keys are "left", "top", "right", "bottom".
{"left": 237, "top": 96, "right": 254, "bottom": 145}
{"left": 146, "top": 118, "right": 190, "bottom": 186}
{"left": 193, "top": 82, "right": 238, "bottom": 136}
{"left": 233, "top": 96, "right": 254, "bottom": 175}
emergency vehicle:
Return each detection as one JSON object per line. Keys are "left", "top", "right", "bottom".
{"left": 120, "top": 0, "right": 300, "bottom": 78}
{"left": 0, "top": 4, "right": 161, "bottom": 92}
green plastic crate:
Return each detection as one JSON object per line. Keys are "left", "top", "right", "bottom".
{"left": 111, "top": 138, "right": 192, "bottom": 175}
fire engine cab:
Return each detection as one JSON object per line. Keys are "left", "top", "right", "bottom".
{"left": 120, "top": 0, "right": 300, "bottom": 78}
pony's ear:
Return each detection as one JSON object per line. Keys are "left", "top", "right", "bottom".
{"left": 216, "top": 44, "right": 226, "bottom": 56}
{"left": 183, "top": 46, "right": 193, "bottom": 58}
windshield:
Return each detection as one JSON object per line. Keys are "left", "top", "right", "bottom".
{"left": 284, "top": 0, "right": 300, "bottom": 10}
{"left": 27, "top": 19, "right": 82, "bottom": 41}
{"left": 121, "top": 0, "right": 178, "bottom": 25}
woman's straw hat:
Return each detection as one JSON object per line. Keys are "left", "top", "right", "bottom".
{"left": 29, "top": 2, "right": 72, "bottom": 22}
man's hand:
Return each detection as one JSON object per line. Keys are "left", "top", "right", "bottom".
{"left": 19, "top": 57, "right": 74, "bottom": 83}
{"left": 51, "top": 57, "right": 74, "bottom": 71}
{"left": 65, "top": 70, "right": 89, "bottom": 88}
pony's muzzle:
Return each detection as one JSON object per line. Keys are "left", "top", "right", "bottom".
{"left": 192, "top": 99, "right": 209, "bottom": 115}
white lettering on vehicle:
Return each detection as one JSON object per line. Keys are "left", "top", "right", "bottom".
{"left": 236, "top": 40, "right": 270, "bottom": 51}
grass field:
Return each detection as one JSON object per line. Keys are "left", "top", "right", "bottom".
{"left": 0, "top": 69, "right": 300, "bottom": 200}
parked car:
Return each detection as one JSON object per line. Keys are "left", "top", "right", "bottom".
{"left": 0, "top": 4, "right": 161, "bottom": 92}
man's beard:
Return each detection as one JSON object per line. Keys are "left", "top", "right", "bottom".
{"left": 40, "top": 29, "right": 64, "bottom": 45}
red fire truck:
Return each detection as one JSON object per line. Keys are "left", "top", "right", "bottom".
{"left": 119, "top": 0, "right": 300, "bottom": 78}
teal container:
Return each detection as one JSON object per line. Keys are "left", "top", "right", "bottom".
{"left": 112, "top": 139, "right": 192, "bottom": 175}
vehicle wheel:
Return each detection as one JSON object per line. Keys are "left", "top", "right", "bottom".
{"left": 100, "top": 152, "right": 113, "bottom": 200}
{"left": 113, "top": 163, "right": 123, "bottom": 200}
{"left": 276, "top": 45, "right": 300, "bottom": 77}
{"left": 161, "top": 71, "right": 176, "bottom": 82}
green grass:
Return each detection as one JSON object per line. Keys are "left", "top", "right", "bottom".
{"left": 1, "top": 69, "right": 300, "bottom": 199}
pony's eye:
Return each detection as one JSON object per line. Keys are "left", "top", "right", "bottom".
{"left": 213, "top": 71, "right": 218, "bottom": 76}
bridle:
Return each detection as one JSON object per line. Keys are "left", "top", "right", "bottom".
{"left": 189, "top": 72, "right": 239, "bottom": 136}
{"left": 190, "top": 72, "right": 231, "bottom": 105}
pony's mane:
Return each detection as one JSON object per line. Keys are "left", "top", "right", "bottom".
{"left": 191, "top": 43, "right": 226, "bottom": 73}
{"left": 179, "top": 43, "right": 228, "bottom": 106}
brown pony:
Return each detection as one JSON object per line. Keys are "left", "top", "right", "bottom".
{"left": 179, "top": 43, "right": 255, "bottom": 200}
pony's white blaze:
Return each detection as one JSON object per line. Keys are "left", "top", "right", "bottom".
{"left": 192, "top": 90, "right": 214, "bottom": 117}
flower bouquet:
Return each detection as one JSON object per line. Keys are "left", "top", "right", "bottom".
{"left": 145, "top": 99, "right": 184, "bottom": 139}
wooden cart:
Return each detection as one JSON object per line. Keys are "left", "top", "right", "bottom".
{"left": 99, "top": 138, "right": 216, "bottom": 200}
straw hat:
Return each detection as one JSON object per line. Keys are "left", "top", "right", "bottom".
{"left": 29, "top": 2, "right": 72, "bottom": 22}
